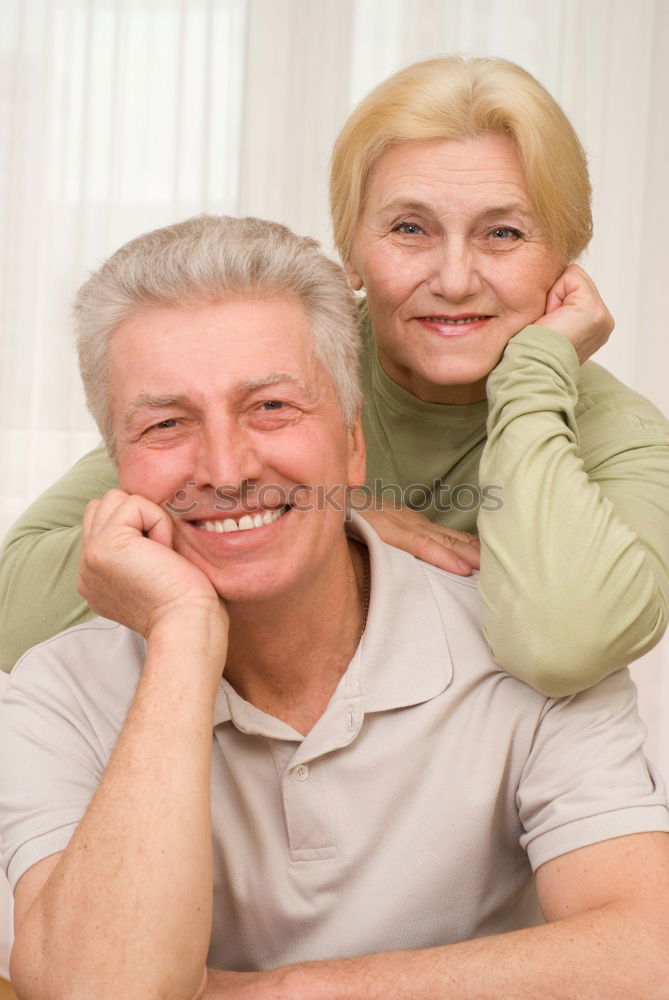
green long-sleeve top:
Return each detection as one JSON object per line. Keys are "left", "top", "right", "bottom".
{"left": 1, "top": 313, "right": 668, "bottom": 694}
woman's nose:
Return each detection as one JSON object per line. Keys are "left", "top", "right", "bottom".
{"left": 427, "top": 238, "right": 482, "bottom": 302}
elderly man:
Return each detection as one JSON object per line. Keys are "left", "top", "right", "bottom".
{"left": 1, "top": 215, "right": 669, "bottom": 1000}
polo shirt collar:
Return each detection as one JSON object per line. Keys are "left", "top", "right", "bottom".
{"left": 213, "top": 513, "right": 453, "bottom": 731}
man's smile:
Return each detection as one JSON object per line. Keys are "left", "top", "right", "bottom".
{"left": 192, "top": 505, "right": 290, "bottom": 533}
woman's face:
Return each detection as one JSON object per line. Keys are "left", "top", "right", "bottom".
{"left": 346, "top": 134, "right": 564, "bottom": 404}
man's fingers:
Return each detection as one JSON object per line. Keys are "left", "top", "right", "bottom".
{"left": 83, "top": 488, "right": 132, "bottom": 540}
{"left": 81, "top": 498, "right": 101, "bottom": 546}
{"left": 83, "top": 489, "right": 173, "bottom": 549}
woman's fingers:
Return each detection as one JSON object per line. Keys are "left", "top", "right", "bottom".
{"left": 357, "top": 504, "right": 480, "bottom": 575}
{"left": 536, "top": 264, "right": 614, "bottom": 364}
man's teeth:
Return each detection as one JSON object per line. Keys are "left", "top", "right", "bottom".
{"left": 197, "top": 507, "right": 287, "bottom": 533}
{"left": 427, "top": 316, "right": 487, "bottom": 324}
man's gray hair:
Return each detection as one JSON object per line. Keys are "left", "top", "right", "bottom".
{"left": 75, "top": 215, "right": 362, "bottom": 452}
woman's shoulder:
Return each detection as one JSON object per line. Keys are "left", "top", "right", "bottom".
{"left": 576, "top": 361, "right": 669, "bottom": 432}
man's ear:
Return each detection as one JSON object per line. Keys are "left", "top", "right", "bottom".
{"left": 346, "top": 413, "right": 366, "bottom": 487}
{"left": 344, "top": 258, "right": 364, "bottom": 292}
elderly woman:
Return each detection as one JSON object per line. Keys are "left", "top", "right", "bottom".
{"left": 1, "top": 55, "right": 668, "bottom": 693}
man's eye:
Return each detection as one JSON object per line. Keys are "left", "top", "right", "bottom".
{"left": 150, "top": 418, "right": 179, "bottom": 430}
{"left": 392, "top": 221, "right": 425, "bottom": 236}
{"left": 261, "top": 400, "right": 284, "bottom": 411}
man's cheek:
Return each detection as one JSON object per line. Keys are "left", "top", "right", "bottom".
{"left": 162, "top": 481, "right": 199, "bottom": 515}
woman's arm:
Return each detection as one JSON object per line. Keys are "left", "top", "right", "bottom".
{"left": 0, "top": 444, "right": 117, "bottom": 671}
{"left": 479, "top": 324, "right": 669, "bottom": 695}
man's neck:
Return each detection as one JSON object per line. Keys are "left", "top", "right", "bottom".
{"left": 223, "top": 537, "right": 368, "bottom": 735}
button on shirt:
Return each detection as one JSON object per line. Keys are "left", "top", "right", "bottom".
{"left": 1, "top": 515, "right": 668, "bottom": 972}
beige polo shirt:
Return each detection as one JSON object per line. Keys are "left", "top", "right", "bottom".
{"left": 1, "top": 516, "right": 668, "bottom": 971}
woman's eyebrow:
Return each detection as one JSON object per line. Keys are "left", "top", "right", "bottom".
{"left": 374, "top": 198, "right": 535, "bottom": 224}
{"left": 375, "top": 198, "right": 432, "bottom": 217}
{"left": 475, "top": 203, "right": 535, "bottom": 223}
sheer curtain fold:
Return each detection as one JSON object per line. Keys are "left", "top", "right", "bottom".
{"left": 0, "top": 0, "right": 247, "bottom": 531}
{"left": 238, "top": 0, "right": 356, "bottom": 242}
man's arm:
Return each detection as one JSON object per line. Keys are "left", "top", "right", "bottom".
{"left": 8, "top": 491, "right": 227, "bottom": 1000}
{"left": 199, "top": 832, "right": 669, "bottom": 1000}
{"left": 0, "top": 445, "right": 117, "bottom": 671}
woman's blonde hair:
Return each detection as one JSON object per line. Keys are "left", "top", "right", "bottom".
{"left": 330, "top": 55, "right": 592, "bottom": 265}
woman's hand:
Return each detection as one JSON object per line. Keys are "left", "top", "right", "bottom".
{"left": 78, "top": 488, "right": 225, "bottom": 638}
{"left": 352, "top": 493, "right": 480, "bottom": 575}
{"left": 535, "top": 264, "right": 614, "bottom": 364}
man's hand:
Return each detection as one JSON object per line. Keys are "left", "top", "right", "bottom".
{"left": 78, "top": 488, "right": 224, "bottom": 637}
{"left": 352, "top": 493, "right": 480, "bottom": 575}
{"left": 535, "top": 264, "right": 614, "bottom": 364}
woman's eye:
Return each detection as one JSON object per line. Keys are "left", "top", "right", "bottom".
{"left": 488, "top": 227, "right": 523, "bottom": 242}
{"left": 392, "top": 221, "right": 425, "bottom": 236}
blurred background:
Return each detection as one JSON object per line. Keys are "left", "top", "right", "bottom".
{"left": 1, "top": 0, "right": 668, "bottom": 980}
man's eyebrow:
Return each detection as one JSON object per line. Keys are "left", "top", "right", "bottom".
{"left": 123, "top": 376, "right": 318, "bottom": 429}
{"left": 239, "top": 373, "right": 317, "bottom": 398}
{"left": 124, "top": 394, "right": 188, "bottom": 429}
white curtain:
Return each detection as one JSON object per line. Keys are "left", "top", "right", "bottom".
{"left": 1, "top": 0, "right": 247, "bottom": 534}
{"left": 1, "top": 0, "right": 668, "bottom": 971}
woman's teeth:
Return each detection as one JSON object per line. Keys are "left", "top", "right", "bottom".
{"left": 427, "top": 316, "right": 487, "bottom": 324}
{"left": 196, "top": 506, "right": 287, "bottom": 533}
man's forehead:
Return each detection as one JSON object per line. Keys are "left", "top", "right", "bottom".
{"left": 110, "top": 295, "right": 331, "bottom": 408}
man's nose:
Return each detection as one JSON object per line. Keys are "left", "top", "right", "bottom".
{"left": 427, "top": 238, "right": 482, "bottom": 302}
{"left": 192, "top": 421, "right": 264, "bottom": 496}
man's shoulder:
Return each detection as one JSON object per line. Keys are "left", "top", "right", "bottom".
{"left": 373, "top": 527, "right": 484, "bottom": 622}
{"left": 361, "top": 521, "right": 535, "bottom": 693}
{"left": 7, "top": 618, "right": 144, "bottom": 726}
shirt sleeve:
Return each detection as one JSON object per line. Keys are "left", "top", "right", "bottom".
{"left": 0, "top": 445, "right": 118, "bottom": 672}
{"left": 0, "top": 656, "right": 104, "bottom": 890}
{"left": 517, "top": 668, "right": 669, "bottom": 871}
{"left": 0, "top": 620, "right": 142, "bottom": 890}
{"left": 478, "top": 325, "right": 669, "bottom": 696}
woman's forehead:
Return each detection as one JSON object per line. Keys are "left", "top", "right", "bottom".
{"left": 363, "top": 135, "right": 533, "bottom": 218}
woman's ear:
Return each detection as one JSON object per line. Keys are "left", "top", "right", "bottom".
{"left": 344, "top": 258, "right": 364, "bottom": 292}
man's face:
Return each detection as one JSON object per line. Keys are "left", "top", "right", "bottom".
{"left": 108, "top": 295, "right": 365, "bottom": 604}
